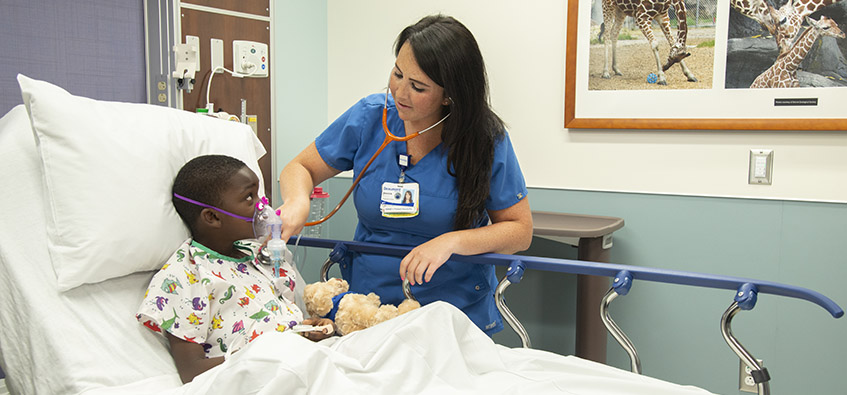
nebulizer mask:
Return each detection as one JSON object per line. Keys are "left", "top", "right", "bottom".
{"left": 253, "top": 196, "right": 306, "bottom": 314}
{"left": 253, "top": 196, "right": 291, "bottom": 276}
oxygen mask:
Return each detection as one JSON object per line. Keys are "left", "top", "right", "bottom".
{"left": 253, "top": 196, "right": 282, "bottom": 241}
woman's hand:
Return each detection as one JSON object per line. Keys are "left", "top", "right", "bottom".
{"left": 299, "top": 317, "right": 336, "bottom": 341}
{"left": 278, "top": 142, "right": 342, "bottom": 242}
{"left": 277, "top": 198, "right": 310, "bottom": 242}
{"left": 399, "top": 233, "right": 458, "bottom": 285}
{"left": 397, "top": 198, "right": 533, "bottom": 286}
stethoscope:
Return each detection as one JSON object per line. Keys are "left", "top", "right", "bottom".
{"left": 303, "top": 86, "right": 451, "bottom": 228}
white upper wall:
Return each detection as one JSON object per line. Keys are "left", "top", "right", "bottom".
{"left": 325, "top": 0, "right": 847, "bottom": 203}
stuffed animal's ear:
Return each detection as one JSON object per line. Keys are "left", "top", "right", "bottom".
{"left": 397, "top": 299, "right": 421, "bottom": 314}
{"left": 331, "top": 278, "right": 349, "bottom": 294}
{"left": 370, "top": 305, "right": 399, "bottom": 327}
{"left": 303, "top": 282, "right": 333, "bottom": 317}
{"left": 365, "top": 292, "right": 381, "bottom": 306}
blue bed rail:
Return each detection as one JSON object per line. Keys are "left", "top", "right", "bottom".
{"left": 290, "top": 235, "right": 841, "bottom": 395}
{"left": 290, "top": 236, "right": 843, "bottom": 318}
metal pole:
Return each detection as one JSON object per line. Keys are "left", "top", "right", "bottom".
{"left": 720, "top": 302, "right": 770, "bottom": 395}
{"left": 495, "top": 277, "right": 531, "bottom": 348}
{"left": 601, "top": 288, "right": 642, "bottom": 374}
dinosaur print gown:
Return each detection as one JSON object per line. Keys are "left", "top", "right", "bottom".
{"left": 136, "top": 239, "right": 303, "bottom": 358}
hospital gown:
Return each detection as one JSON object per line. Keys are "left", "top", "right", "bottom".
{"left": 136, "top": 239, "right": 303, "bottom": 358}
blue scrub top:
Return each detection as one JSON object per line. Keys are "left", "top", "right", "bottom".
{"left": 315, "top": 94, "right": 528, "bottom": 335}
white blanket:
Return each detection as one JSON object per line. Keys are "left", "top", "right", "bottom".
{"left": 167, "top": 302, "right": 713, "bottom": 395}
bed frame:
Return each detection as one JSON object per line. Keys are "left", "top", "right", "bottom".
{"left": 296, "top": 235, "right": 844, "bottom": 395}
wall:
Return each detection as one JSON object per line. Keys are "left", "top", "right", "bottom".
{"left": 271, "top": 0, "right": 328, "bottom": 206}
{"left": 517, "top": 187, "right": 847, "bottom": 394}
{"left": 0, "top": 0, "right": 145, "bottom": 114}
{"left": 273, "top": 1, "right": 847, "bottom": 393}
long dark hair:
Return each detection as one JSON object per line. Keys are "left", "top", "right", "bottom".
{"left": 395, "top": 15, "right": 504, "bottom": 230}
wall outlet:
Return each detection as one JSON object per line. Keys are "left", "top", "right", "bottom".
{"left": 246, "top": 115, "right": 258, "bottom": 135}
{"left": 232, "top": 40, "right": 268, "bottom": 77}
{"left": 739, "top": 358, "right": 763, "bottom": 393}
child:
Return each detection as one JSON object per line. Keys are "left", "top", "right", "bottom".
{"left": 136, "top": 155, "right": 334, "bottom": 384}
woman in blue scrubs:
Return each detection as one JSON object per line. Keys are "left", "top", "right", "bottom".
{"left": 278, "top": 15, "right": 532, "bottom": 335}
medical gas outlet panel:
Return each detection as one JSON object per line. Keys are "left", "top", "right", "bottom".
{"left": 233, "top": 40, "right": 268, "bottom": 77}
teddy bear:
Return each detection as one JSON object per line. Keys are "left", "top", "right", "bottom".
{"left": 303, "top": 278, "right": 421, "bottom": 336}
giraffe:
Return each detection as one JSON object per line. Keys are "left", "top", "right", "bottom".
{"left": 774, "top": 0, "right": 841, "bottom": 54}
{"left": 730, "top": 0, "right": 782, "bottom": 37}
{"left": 601, "top": 0, "right": 697, "bottom": 85}
{"left": 750, "top": 15, "right": 845, "bottom": 88}
{"left": 730, "top": 0, "right": 842, "bottom": 56}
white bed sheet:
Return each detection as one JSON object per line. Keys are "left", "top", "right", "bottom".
{"left": 0, "top": 104, "right": 714, "bottom": 394}
{"left": 169, "top": 302, "right": 714, "bottom": 395}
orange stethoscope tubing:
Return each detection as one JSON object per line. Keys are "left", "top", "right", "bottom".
{"left": 303, "top": 89, "right": 450, "bottom": 227}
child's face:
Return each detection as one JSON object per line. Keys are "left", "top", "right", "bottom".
{"left": 217, "top": 166, "right": 260, "bottom": 241}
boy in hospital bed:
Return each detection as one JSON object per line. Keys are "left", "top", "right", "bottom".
{"left": 136, "top": 155, "right": 334, "bottom": 383}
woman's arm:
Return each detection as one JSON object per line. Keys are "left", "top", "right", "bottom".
{"left": 166, "top": 332, "right": 224, "bottom": 384}
{"left": 278, "top": 142, "right": 341, "bottom": 242}
{"left": 399, "top": 197, "right": 533, "bottom": 285}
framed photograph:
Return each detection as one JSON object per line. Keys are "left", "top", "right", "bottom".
{"left": 564, "top": 0, "right": 847, "bottom": 130}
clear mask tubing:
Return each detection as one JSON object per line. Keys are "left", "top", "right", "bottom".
{"left": 173, "top": 193, "right": 255, "bottom": 222}
{"left": 171, "top": 192, "right": 282, "bottom": 242}
{"left": 303, "top": 87, "right": 450, "bottom": 228}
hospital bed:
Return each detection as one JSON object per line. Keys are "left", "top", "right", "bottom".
{"left": 0, "top": 75, "right": 841, "bottom": 394}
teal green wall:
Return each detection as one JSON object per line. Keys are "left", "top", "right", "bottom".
{"left": 272, "top": 0, "right": 328, "bottom": 207}
{"left": 516, "top": 188, "right": 847, "bottom": 394}
{"left": 295, "top": 180, "right": 847, "bottom": 394}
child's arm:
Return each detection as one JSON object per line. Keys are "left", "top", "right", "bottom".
{"left": 300, "top": 317, "right": 336, "bottom": 341}
{"left": 166, "top": 332, "right": 225, "bottom": 384}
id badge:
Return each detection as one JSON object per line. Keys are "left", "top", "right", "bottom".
{"left": 380, "top": 182, "right": 419, "bottom": 218}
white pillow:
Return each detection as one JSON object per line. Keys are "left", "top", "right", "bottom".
{"left": 18, "top": 74, "right": 267, "bottom": 291}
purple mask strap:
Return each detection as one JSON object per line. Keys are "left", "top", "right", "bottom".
{"left": 173, "top": 193, "right": 254, "bottom": 222}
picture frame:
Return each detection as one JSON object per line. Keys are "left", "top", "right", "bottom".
{"left": 564, "top": 0, "right": 847, "bottom": 131}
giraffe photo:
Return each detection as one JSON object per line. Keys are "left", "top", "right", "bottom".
{"left": 726, "top": 0, "right": 847, "bottom": 88}
{"left": 567, "top": 0, "right": 847, "bottom": 129}
{"left": 587, "top": 0, "right": 717, "bottom": 90}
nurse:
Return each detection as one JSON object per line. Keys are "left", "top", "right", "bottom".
{"left": 278, "top": 14, "right": 532, "bottom": 335}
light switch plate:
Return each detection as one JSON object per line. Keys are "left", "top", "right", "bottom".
{"left": 748, "top": 149, "right": 773, "bottom": 185}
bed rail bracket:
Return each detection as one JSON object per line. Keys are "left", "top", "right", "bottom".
{"left": 721, "top": 283, "right": 770, "bottom": 395}
{"left": 496, "top": 260, "right": 531, "bottom": 348}
{"left": 320, "top": 242, "right": 348, "bottom": 282}
{"left": 506, "top": 259, "right": 526, "bottom": 284}
{"left": 601, "top": 270, "right": 641, "bottom": 374}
